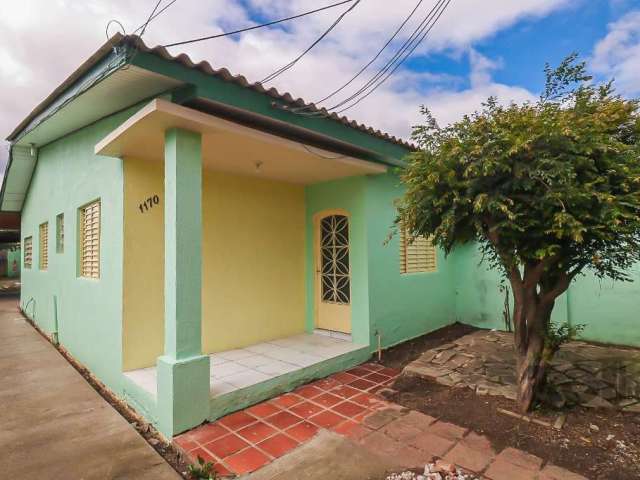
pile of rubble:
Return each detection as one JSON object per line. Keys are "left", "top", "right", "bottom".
{"left": 385, "top": 461, "right": 480, "bottom": 480}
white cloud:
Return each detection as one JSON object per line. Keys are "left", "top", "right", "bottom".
{"left": 591, "top": 10, "right": 640, "bottom": 97}
{"left": 0, "top": 0, "right": 572, "bottom": 176}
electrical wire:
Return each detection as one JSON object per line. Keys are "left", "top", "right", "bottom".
{"left": 294, "top": 0, "right": 425, "bottom": 112}
{"left": 162, "top": 0, "right": 356, "bottom": 48}
{"left": 335, "top": 0, "right": 451, "bottom": 114}
{"left": 133, "top": 0, "right": 179, "bottom": 34}
{"left": 300, "top": 143, "right": 347, "bottom": 160}
{"left": 105, "top": 19, "right": 126, "bottom": 40}
{"left": 292, "top": 0, "right": 448, "bottom": 117}
{"left": 260, "top": 0, "right": 362, "bottom": 84}
{"left": 139, "top": 0, "right": 163, "bottom": 38}
{"left": 322, "top": 0, "right": 449, "bottom": 112}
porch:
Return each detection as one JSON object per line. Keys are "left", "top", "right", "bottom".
{"left": 124, "top": 331, "right": 367, "bottom": 405}
{"left": 96, "top": 98, "right": 387, "bottom": 436}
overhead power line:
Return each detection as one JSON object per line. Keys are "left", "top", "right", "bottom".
{"left": 260, "top": 0, "right": 362, "bottom": 84}
{"left": 291, "top": 0, "right": 450, "bottom": 117}
{"left": 133, "top": 0, "right": 179, "bottom": 34}
{"left": 139, "top": 0, "right": 164, "bottom": 38}
{"left": 162, "top": 0, "right": 357, "bottom": 48}
{"left": 298, "top": 0, "right": 426, "bottom": 110}
{"left": 334, "top": 0, "right": 451, "bottom": 114}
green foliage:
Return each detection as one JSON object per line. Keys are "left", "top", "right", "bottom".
{"left": 544, "top": 322, "right": 585, "bottom": 359}
{"left": 399, "top": 54, "right": 640, "bottom": 289}
{"left": 187, "top": 456, "right": 218, "bottom": 480}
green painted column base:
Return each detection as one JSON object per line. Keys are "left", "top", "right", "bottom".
{"left": 157, "top": 354, "right": 210, "bottom": 437}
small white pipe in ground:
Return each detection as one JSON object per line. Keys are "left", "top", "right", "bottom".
{"left": 376, "top": 330, "right": 382, "bottom": 362}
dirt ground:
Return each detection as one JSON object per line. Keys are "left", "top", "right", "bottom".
{"left": 379, "top": 324, "right": 640, "bottom": 480}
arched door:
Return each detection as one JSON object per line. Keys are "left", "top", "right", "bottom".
{"left": 315, "top": 211, "right": 351, "bottom": 333}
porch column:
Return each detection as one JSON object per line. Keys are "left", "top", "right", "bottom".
{"left": 157, "top": 128, "right": 210, "bottom": 438}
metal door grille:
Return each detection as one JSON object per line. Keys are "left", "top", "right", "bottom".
{"left": 320, "top": 215, "right": 350, "bottom": 304}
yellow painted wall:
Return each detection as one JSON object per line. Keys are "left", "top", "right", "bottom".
{"left": 122, "top": 160, "right": 306, "bottom": 369}
{"left": 202, "top": 170, "right": 306, "bottom": 353}
{"left": 122, "top": 157, "right": 164, "bottom": 371}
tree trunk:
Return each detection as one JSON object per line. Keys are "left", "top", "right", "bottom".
{"left": 510, "top": 285, "right": 555, "bottom": 412}
{"left": 516, "top": 329, "right": 548, "bottom": 412}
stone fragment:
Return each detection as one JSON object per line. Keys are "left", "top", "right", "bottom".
{"left": 475, "top": 386, "right": 489, "bottom": 396}
{"left": 598, "top": 387, "right": 618, "bottom": 401}
{"left": 617, "top": 398, "right": 638, "bottom": 408}
{"left": 433, "top": 350, "right": 457, "bottom": 365}
{"left": 553, "top": 414, "right": 566, "bottom": 430}
{"left": 623, "top": 403, "right": 640, "bottom": 413}
{"left": 582, "top": 396, "right": 614, "bottom": 409}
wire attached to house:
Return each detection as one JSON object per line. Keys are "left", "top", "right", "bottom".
{"left": 300, "top": 143, "right": 347, "bottom": 160}
{"left": 260, "top": 0, "right": 362, "bottom": 84}
{"left": 162, "top": 0, "right": 357, "bottom": 48}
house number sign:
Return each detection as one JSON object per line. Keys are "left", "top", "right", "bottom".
{"left": 139, "top": 195, "right": 160, "bottom": 213}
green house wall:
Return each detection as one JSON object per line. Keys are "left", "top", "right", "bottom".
{"left": 452, "top": 243, "right": 640, "bottom": 347}
{"left": 304, "top": 172, "right": 457, "bottom": 352}
{"left": 19, "top": 108, "right": 135, "bottom": 394}
{"left": 364, "top": 173, "right": 457, "bottom": 349}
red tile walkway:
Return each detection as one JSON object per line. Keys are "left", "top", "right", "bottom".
{"left": 175, "top": 362, "right": 398, "bottom": 476}
{"left": 174, "top": 362, "right": 587, "bottom": 479}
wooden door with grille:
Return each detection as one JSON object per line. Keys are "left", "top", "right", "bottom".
{"left": 315, "top": 211, "right": 351, "bottom": 333}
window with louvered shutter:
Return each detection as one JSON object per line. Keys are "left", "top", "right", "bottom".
{"left": 80, "top": 200, "right": 100, "bottom": 279}
{"left": 24, "top": 237, "right": 33, "bottom": 269}
{"left": 399, "top": 225, "right": 437, "bottom": 274}
{"left": 39, "top": 223, "right": 48, "bottom": 270}
{"left": 56, "top": 213, "right": 64, "bottom": 253}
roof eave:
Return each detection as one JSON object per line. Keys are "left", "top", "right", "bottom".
{"left": 6, "top": 33, "right": 126, "bottom": 143}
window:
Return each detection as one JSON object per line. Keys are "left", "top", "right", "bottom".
{"left": 24, "top": 237, "right": 33, "bottom": 269}
{"left": 79, "top": 200, "right": 100, "bottom": 279}
{"left": 56, "top": 213, "right": 64, "bottom": 253}
{"left": 39, "top": 222, "right": 48, "bottom": 270}
{"left": 399, "top": 225, "right": 437, "bottom": 274}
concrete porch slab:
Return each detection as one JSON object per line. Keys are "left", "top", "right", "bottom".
{"left": 124, "top": 332, "right": 369, "bottom": 421}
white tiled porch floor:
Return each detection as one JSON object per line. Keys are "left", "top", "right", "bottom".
{"left": 123, "top": 332, "right": 364, "bottom": 399}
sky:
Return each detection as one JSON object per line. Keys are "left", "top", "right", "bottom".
{"left": 1, "top": 0, "right": 639, "bottom": 177}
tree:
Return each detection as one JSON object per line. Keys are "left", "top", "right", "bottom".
{"left": 397, "top": 54, "right": 640, "bottom": 412}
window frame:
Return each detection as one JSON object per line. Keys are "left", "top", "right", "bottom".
{"left": 399, "top": 225, "right": 437, "bottom": 275}
{"left": 78, "top": 199, "right": 101, "bottom": 280}
{"left": 39, "top": 222, "right": 48, "bottom": 271}
{"left": 56, "top": 213, "right": 64, "bottom": 254}
{"left": 24, "top": 236, "right": 33, "bottom": 269}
